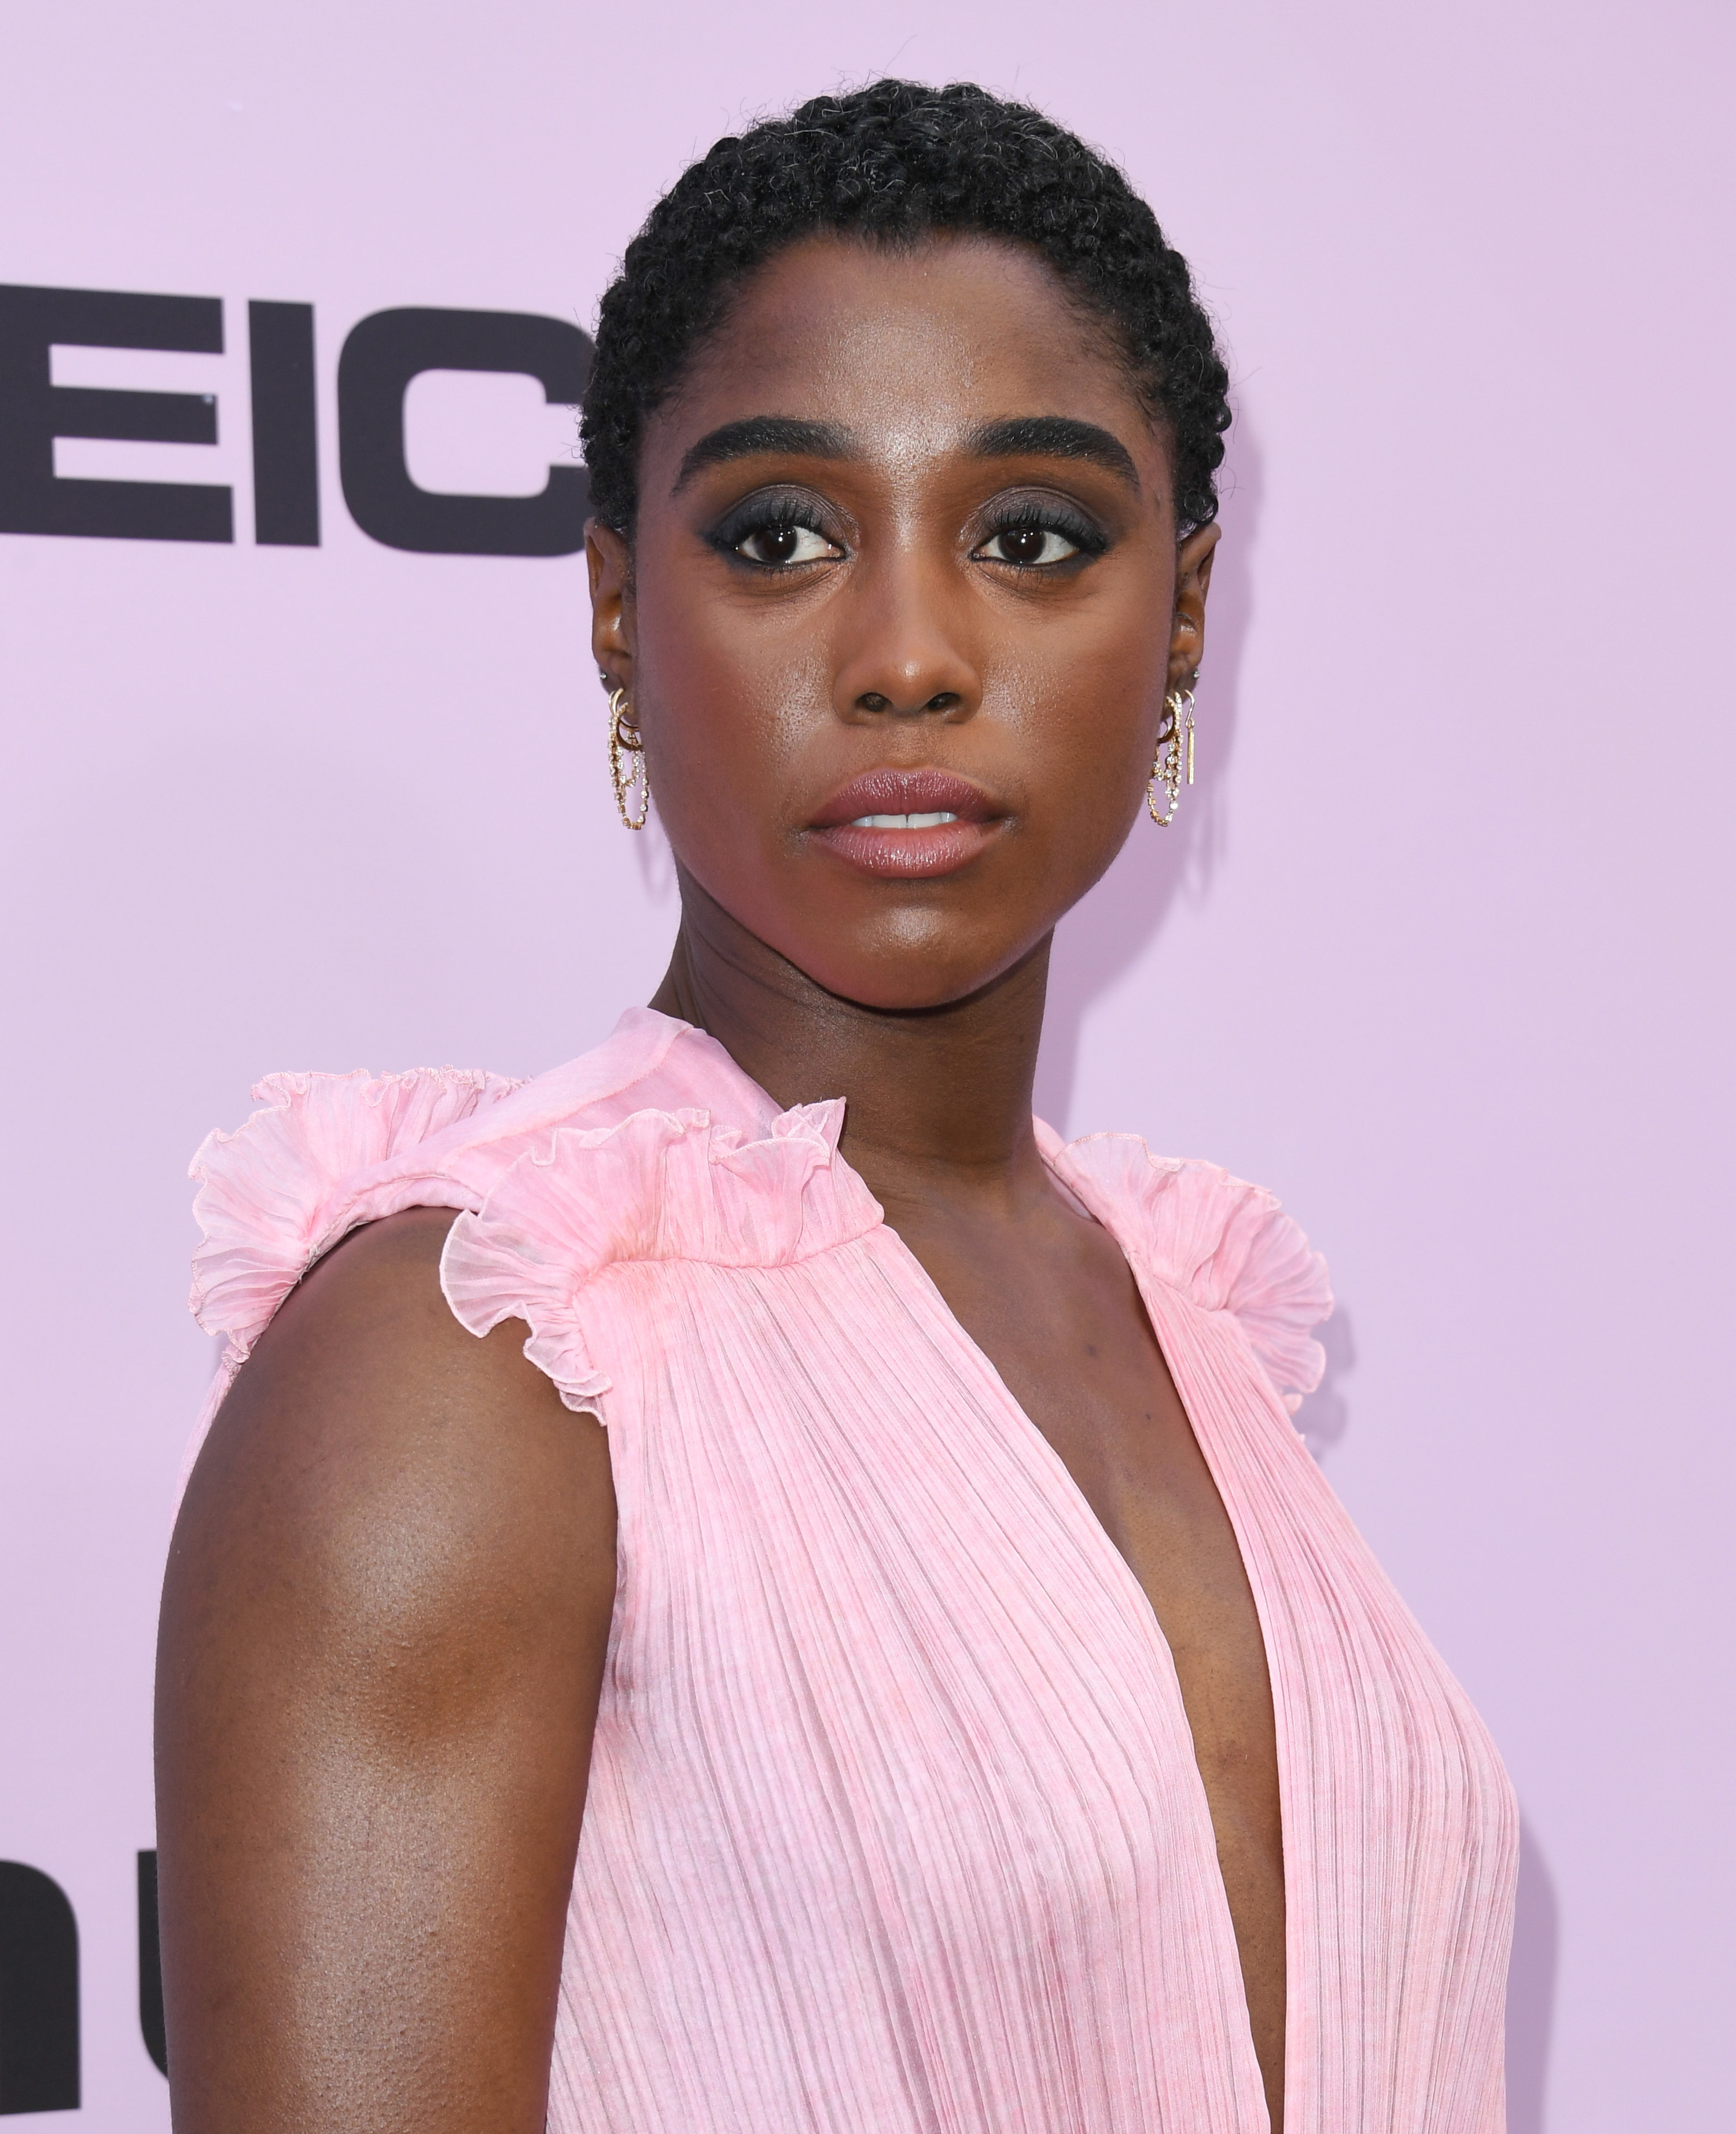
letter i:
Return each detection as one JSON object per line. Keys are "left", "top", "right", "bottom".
{"left": 249, "top": 301, "right": 320, "bottom": 545}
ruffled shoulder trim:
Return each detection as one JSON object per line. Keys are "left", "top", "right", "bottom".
{"left": 440, "top": 1100, "right": 882, "bottom": 1417}
{"left": 189, "top": 1066, "right": 522, "bottom": 1369}
{"left": 1041, "top": 1126, "right": 1332, "bottom": 1412}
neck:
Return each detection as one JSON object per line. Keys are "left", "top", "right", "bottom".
{"left": 649, "top": 873, "right": 1054, "bottom": 1220}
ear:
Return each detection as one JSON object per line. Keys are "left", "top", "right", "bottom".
{"left": 1168, "top": 520, "right": 1220, "bottom": 690}
{"left": 586, "top": 521, "right": 636, "bottom": 695}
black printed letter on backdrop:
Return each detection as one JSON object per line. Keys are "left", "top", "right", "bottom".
{"left": 249, "top": 301, "right": 319, "bottom": 546}
{"left": 138, "top": 1851, "right": 167, "bottom": 2076}
{"left": 0, "top": 1861, "right": 80, "bottom": 2113}
{"left": 337, "top": 307, "right": 591, "bottom": 555}
{"left": 0, "top": 285, "right": 232, "bottom": 542}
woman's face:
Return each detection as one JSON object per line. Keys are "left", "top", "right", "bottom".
{"left": 588, "top": 232, "right": 1217, "bottom": 1012}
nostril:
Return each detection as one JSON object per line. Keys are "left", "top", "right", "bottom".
{"left": 852, "top": 689, "right": 963, "bottom": 716}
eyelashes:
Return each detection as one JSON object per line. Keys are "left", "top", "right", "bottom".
{"left": 974, "top": 501, "right": 1108, "bottom": 569}
{"left": 704, "top": 490, "right": 1112, "bottom": 573}
{"left": 706, "top": 495, "right": 845, "bottom": 568}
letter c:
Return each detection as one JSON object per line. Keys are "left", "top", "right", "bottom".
{"left": 337, "top": 307, "right": 591, "bottom": 555}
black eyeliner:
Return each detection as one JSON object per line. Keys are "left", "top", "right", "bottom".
{"left": 979, "top": 498, "right": 1110, "bottom": 564}
{"left": 703, "top": 490, "right": 841, "bottom": 562}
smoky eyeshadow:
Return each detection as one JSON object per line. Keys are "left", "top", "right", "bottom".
{"left": 703, "top": 485, "right": 846, "bottom": 558}
{"left": 977, "top": 494, "right": 1111, "bottom": 559}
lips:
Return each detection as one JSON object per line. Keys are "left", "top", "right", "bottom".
{"left": 807, "top": 769, "right": 1004, "bottom": 880}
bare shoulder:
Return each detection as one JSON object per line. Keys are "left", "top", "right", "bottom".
{"left": 171, "top": 1204, "right": 615, "bottom": 1613}
{"left": 157, "top": 1209, "right": 617, "bottom": 2133}
{"left": 167, "top": 1203, "right": 617, "bottom": 1705}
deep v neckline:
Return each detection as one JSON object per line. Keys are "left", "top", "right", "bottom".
{"left": 854, "top": 1146, "right": 1287, "bottom": 2126}
{"left": 654, "top": 1009, "right": 1288, "bottom": 1722}
{"left": 634, "top": 1008, "right": 1286, "bottom": 2124}
{"left": 858, "top": 1169, "right": 1281, "bottom": 2117}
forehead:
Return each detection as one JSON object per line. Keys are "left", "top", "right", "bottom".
{"left": 642, "top": 231, "right": 1160, "bottom": 482}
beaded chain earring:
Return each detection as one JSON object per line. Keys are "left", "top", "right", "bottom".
{"left": 1147, "top": 680, "right": 1198, "bottom": 826}
{"left": 605, "top": 685, "right": 650, "bottom": 830}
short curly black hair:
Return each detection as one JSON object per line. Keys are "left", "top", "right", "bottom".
{"left": 581, "top": 80, "right": 1230, "bottom": 537}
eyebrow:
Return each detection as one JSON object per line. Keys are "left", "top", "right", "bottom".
{"left": 672, "top": 417, "right": 855, "bottom": 493}
{"left": 966, "top": 417, "right": 1141, "bottom": 490}
{"left": 669, "top": 411, "right": 1142, "bottom": 496}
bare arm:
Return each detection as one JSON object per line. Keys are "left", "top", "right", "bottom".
{"left": 155, "top": 1208, "right": 617, "bottom": 2134}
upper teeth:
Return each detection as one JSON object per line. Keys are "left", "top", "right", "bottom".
{"left": 848, "top": 811, "right": 959, "bottom": 828}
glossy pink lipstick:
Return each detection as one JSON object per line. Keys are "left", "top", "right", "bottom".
{"left": 807, "top": 769, "right": 1003, "bottom": 879}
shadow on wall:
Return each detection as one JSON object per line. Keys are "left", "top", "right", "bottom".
{"left": 1033, "top": 418, "right": 1264, "bottom": 1134}
{"left": 1506, "top": 1818, "right": 1560, "bottom": 2134}
{"left": 1294, "top": 1306, "right": 1356, "bottom": 1462}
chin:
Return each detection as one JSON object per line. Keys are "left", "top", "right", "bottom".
{"left": 783, "top": 921, "right": 1042, "bottom": 1016}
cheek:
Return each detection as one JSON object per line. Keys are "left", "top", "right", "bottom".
{"left": 632, "top": 573, "right": 829, "bottom": 856}
{"left": 998, "top": 604, "right": 1172, "bottom": 812}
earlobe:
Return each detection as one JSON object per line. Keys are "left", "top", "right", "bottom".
{"left": 586, "top": 521, "right": 636, "bottom": 692}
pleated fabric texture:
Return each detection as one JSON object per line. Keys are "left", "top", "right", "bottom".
{"left": 187, "top": 1007, "right": 1517, "bottom": 2134}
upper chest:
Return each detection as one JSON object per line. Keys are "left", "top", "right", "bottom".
{"left": 871, "top": 1193, "right": 1286, "bottom": 1817}
{"left": 881, "top": 1189, "right": 1266, "bottom": 1650}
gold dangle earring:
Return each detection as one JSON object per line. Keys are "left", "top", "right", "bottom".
{"left": 1147, "top": 684, "right": 1197, "bottom": 826}
{"left": 606, "top": 686, "right": 650, "bottom": 830}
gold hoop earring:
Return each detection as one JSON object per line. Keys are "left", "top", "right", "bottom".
{"left": 1147, "top": 687, "right": 1196, "bottom": 826}
{"left": 606, "top": 686, "right": 650, "bottom": 830}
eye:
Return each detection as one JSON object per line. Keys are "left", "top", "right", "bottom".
{"left": 970, "top": 497, "right": 1108, "bottom": 571}
{"left": 977, "top": 525, "right": 1083, "bottom": 567}
{"left": 733, "top": 521, "right": 843, "bottom": 566}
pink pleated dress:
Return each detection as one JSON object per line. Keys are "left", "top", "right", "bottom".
{"left": 184, "top": 1007, "right": 1517, "bottom": 2134}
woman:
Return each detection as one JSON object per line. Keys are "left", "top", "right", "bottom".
{"left": 157, "top": 81, "right": 1516, "bottom": 2134}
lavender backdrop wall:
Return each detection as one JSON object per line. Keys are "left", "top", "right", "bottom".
{"left": 3, "top": 2, "right": 1731, "bottom": 2127}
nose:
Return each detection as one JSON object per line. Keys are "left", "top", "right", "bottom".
{"left": 830, "top": 549, "right": 982, "bottom": 723}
